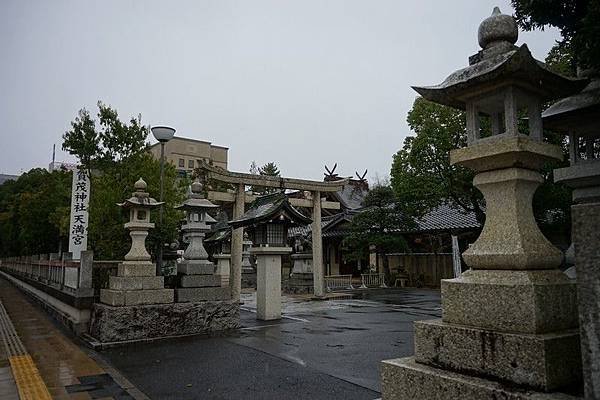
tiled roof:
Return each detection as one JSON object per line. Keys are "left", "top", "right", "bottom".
{"left": 333, "top": 182, "right": 368, "bottom": 210}
{"left": 292, "top": 203, "right": 480, "bottom": 238}
{"left": 229, "top": 192, "right": 312, "bottom": 228}
{"left": 406, "top": 203, "right": 480, "bottom": 233}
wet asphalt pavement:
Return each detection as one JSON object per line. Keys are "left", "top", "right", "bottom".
{"left": 100, "top": 289, "right": 441, "bottom": 400}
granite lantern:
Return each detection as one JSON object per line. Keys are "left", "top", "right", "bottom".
{"left": 543, "top": 73, "right": 600, "bottom": 400}
{"left": 381, "top": 8, "right": 587, "bottom": 399}
{"left": 100, "top": 177, "right": 174, "bottom": 307}
{"left": 230, "top": 192, "right": 311, "bottom": 320}
{"left": 175, "top": 180, "right": 230, "bottom": 303}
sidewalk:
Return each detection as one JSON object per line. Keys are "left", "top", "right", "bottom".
{"left": 0, "top": 276, "right": 148, "bottom": 400}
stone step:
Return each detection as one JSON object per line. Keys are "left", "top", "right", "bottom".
{"left": 414, "top": 319, "right": 581, "bottom": 391}
{"left": 100, "top": 289, "right": 174, "bottom": 306}
{"left": 381, "top": 357, "right": 581, "bottom": 400}
{"left": 180, "top": 275, "right": 221, "bottom": 288}
{"left": 176, "top": 287, "right": 230, "bottom": 303}
{"left": 442, "top": 269, "right": 578, "bottom": 334}
{"left": 109, "top": 276, "right": 164, "bottom": 290}
{"left": 117, "top": 262, "right": 156, "bottom": 277}
{"left": 177, "top": 263, "right": 214, "bottom": 275}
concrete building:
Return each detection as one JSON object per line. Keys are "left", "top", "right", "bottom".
{"left": 148, "top": 136, "right": 228, "bottom": 176}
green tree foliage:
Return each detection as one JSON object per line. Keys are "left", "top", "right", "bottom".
{"left": 62, "top": 101, "right": 149, "bottom": 172}
{"left": 0, "top": 169, "right": 71, "bottom": 256}
{"left": 511, "top": 0, "right": 600, "bottom": 72}
{"left": 343, "top": 185, "right": 412, "bottom": 280}
{"left": 63, "top": 101, "right": 186, "bottom": 260}
{"left": 249, "top": 161, "right": 281, "bottom": 194}
{"left": 390, "top": 97, "right": 485, "bottom": 223}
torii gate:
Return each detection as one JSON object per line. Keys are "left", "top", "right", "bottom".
{"left": 199, "top": 163, "right": 347, "bottom": 300}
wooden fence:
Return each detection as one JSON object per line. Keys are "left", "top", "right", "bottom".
{"left": 385, "top": 253, "right": 454, "bottom": 288}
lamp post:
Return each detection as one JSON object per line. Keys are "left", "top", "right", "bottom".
{"left": 151, "top": 125, "right": 176, "bottom": 275}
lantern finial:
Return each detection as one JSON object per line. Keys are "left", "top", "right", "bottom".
{"left": 478, "top": 7, "right": 518, "bottom": 50}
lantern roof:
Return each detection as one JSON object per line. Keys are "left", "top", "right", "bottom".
{"left": 542, "top": 79, "right": 600, "bottom": 134}
{"left": 117, "top": 177, "right": 164, "bottom": 209}
{"left": 175, "top": 180, "right": 219, "bottom": 212}
{"left": 412, "top": 8, "right": 586, "bottom": 110}
{"left": 229, "top": 192, "right": 312, "bottom": 229}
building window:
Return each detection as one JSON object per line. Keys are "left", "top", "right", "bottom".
{"left": 266, "top": 224, "right": 285, "bottom": 246}
{"left": 188, "top": 159, "right": 194, "bottom": 169}
{"left": 178, "top": 158, "right": 185, "bottom": 168}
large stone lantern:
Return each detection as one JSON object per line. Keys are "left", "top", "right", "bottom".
{"left": 230, "top": 192, "right": 311, "bottom": 320}
{"left": 381, "top": 8, "right": 587, "bottom": 399}
{"left": 175, "top": 180, "right": 230, "bottom": 303}
{"left": 543, "top": 74, "right": 600, "bottom": 399}
{"left": 100, "top": 177, "right": 174, "bottom": 307}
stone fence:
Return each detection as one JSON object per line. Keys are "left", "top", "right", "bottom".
{"left": 0, "top": 251, "right": 97, "bottom": 334}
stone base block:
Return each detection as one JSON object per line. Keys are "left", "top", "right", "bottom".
{"left": 414, "top": 319, "right": 581, "bottom": 391}
{"left": 100, "top": 288, "right": 174, "bottom": 306}
{"left": 109, "top": 276, "right": 164, "bottom": 290}
{"left": 381, "top": 357, "right": 581, "bottom": 400}
{"left": 176, "top": 287, "right": 230, "bottom": 303}
{"left": 442, "top": 269, "right": 578, "bottom": 334}
{"left": 117, "top": 262, "right": 155, "bottom": 277}
{"left": 88, "top": 300, "right": 240, "bottom": 343}
{"left": 180, "top": 275, "right": 222, "bottom": 288}
{"left": 177, "top": 263, "right": 214, "bottom": 275}
{"left": 283, "top": 273, "right": 314, "bottom": 294}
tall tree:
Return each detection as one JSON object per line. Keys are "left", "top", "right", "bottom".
{"left": 61, "top": 101, "right": 186, "bottom": 261}
{"left": 0, "top": 168, "right": 71, "bottom": 256}
{"left": 249, "top": 161, "right": 281, "bottom": 194}
{"left": 390, "top": 97, "right": 484, "bottom": 223}
{"left": 511, "top": 0, "right": 600, "bottom": 72}
{"left": 343, "top": 185, "right": 412, "bottom": 281}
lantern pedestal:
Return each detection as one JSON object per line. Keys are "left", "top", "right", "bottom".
{"left": 214, "top": 253, "right": 231, "bottom": 287}
{"left": 251, "top": 246, "right": 291, "bottom": 321}
{"left": 284, "top": 253, "right": 314, "bottom": 294}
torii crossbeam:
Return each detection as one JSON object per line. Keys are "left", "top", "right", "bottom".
{"left": 199, "top": 162, "right": 347, "bottom": 300}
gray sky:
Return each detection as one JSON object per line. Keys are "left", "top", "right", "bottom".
{"left": 0, "top": 0, "right": 560, "bottom": 181}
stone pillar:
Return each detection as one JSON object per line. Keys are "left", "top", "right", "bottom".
{"left": 311, "top": 190, "right": 324, "bottom": 298}
{"left": 230, "top": 183, "right": 244, "bottom": 303}
{"left": 572, "top": 202, "right": 600, "bottom": 399}
{"left": 251, "top": 246, "right": 291, "bottom": 320}
{"left": 214, "top": 253, "right": 231, "bottom": 287}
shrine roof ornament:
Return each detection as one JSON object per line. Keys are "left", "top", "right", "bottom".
{"left": 412, "top": 7, "right": 586, "bottom": 110}
{"left": 229, "top": 192, "right": 312, "bottom": 229}
{"left": 117, "top": 177, "right": 164, "bottom": 209}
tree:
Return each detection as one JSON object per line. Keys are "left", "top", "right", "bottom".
{"left": 62, "top": 102, "right": 186, "bottom": 261}
{"left": 390, "top": 97, "right": 485, "bottom": 223}
{"left": 62, "top": 101, "right": 149, "bottom": 172}
{"left": 343, "top": 185, "right": 412, "bottom": 282}
{"left": 511, "top": 0, "right": 600, "bottom": 72}
{"left": 249, "top": 161, "right": 281, "bottom": 194}
{"left": 0, "top": 168, "right": 71, "bottom": 256}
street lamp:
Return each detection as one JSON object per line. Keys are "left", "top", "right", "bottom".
{"left": 151, "top": 125, "right": 176, "bottom": 275}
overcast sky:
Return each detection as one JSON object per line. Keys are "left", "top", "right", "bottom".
{"left": 0, "top": 1, "right": 560, "bottom": 181}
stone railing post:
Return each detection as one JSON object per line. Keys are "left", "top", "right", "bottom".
{"left": 79, "top": 250, "right": 93, "bottom": 290}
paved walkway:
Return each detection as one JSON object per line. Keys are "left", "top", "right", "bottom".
{"left": 0, "top": 276, "right": 148, "bottom": 400}
{"left": 103, "top": 289, "right": 441, "bottom": 399}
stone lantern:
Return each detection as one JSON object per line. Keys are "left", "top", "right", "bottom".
{"left": 543, "top": 73, "right": 600, "bottom": 399}
{"left": 230, "top": 192, "right": 311, "bottom": 320}
{"left": 206, "top": 210, "right": 233, "bottom": 286}
{"left": 100, "top": 177, "right": 174, "bottom": 307}
{"left": 175, "top": 180, "right": 230, "bottom": 303}
{"left": 381, "top": 8, "right": 587, "bottom": 399}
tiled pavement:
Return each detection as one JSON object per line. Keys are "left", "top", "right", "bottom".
{"left": 0, "top": 277, "right": 148, "bottom": 400}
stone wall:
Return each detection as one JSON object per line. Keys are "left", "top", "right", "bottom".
{"left": 89, "top": 300, "right": 240, "bottom": 343}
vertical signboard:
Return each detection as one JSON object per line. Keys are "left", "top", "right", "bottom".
{"left": 68, "top": 168, "right": 90, "bottom": 259}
